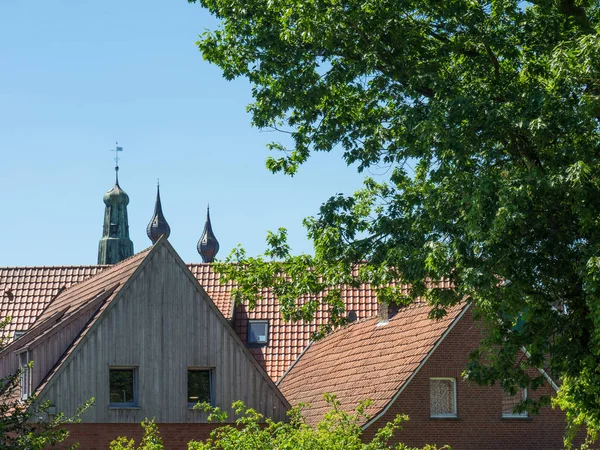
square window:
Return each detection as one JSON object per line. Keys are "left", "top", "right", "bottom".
{"left": 188, "top": 369, "right": 212, "bottom": 406}
{"left": 502, "top": 388, "right": 528, "bottom": 418}
{"left": 247, "top": 320, "right": 269, "bottom": 346}
{"left": 109, "top": 368, "right": 137, "bottom": 407}
{"left": 19, "top": 351, "right": 31, "bottom": 400}
{"left": 430, "top": 378, "right": 457, "bottom": 417}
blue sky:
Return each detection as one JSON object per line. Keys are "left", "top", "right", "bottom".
{"left": 0, "top": 0, "right": 367, "bottom": 266}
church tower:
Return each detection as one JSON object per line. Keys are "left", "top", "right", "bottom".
{"left": 98, "top": 145, "right": 134, "bottom": 264}
{"left": 146, "top": 181, "right": 171, "bottom": 244}
{"left": 197, "top": 206, "right": 220, "bottom": 263}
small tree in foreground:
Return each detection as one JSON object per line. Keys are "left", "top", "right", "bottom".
{"left": 109, "top": 419, "right": 164, "bottom": 450}
{"left": 110, "top": 394, "right": 446, "bottom": 450}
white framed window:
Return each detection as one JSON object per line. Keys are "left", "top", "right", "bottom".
{"left": 247, "top": 320, "right": 269, "bottom": 346}
{"left": 502, "top": 388, "right": 528, "bottom": 418}
{"left": 109, "top": 367, "right": 138, "bottom": 407}
{"left": 19, "top": 350, "right": 31, "bottom": 400}
{"left": 430, "top": 378, "right": 457, "bottom": 417}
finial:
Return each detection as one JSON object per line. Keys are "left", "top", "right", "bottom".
{"left": 111, "top": 142, "right": 123, "bottom": 185}
{"left": 147, "top": 182, "right": 171, "bottom": 244}
{"left": 198, "top": 205, "right": 220, "bottom": 263}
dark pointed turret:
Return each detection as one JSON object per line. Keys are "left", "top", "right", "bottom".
{"left": 97, "top": 165, "right": 134, "bottom": 264}
{"left": 146, "top": 181, "right": 171, "bottom": 244}
{"left": 197, "top": 206, "right": 220, "bottom": 263}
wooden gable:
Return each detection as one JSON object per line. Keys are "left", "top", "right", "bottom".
{"left": 36, "top": 240, "right": 289, "bottom": 423}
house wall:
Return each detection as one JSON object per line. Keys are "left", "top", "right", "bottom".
{"left": 0, "top": 305, "right": 100, "bottom": 388}
{"left": 30, "top": 307, "right": 99, "bottom": 389}
{"left": 362, "top": 309, "right": 570, "bottom": 450}
{"left": 37, "top": 244, "right": 289, "bottom": 423}
{"left": 59, "top": 422, "right": 221, "bottom": 450}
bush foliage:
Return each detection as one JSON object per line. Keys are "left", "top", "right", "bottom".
{"left": 110, "top": 395, "right": 446, "bottom": 450}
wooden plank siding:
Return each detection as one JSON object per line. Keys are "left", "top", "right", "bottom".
{"left": 37, "top": 242, "right": 289, "bottom": 423}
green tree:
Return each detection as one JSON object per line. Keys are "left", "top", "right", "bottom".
{"left": 189, "top": 0, "right": 600, "bottom": 443}
{"left": 189, "top": 396, "right": 443, "bottom": 450}
{"left": 110, "top": 419, "right": 164, "bottom": 450}
{"left": 111, "top": 396, "right": 444, "bottom": 450}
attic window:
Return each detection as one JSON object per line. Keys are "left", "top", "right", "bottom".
{"left": 109, "top": 368, "right": 138, "bottom": 407}
{"left": 502, "top": 388, "right": 528, "bottom": 418}
{"left": 13, "top": 331, "right": 25, "bottom": 341}
{"left": 188, "top": 369, "right": 212, "bottom": 407}
{"left": 430, "top": 378, "right": 457, "bottom": 418}
{"left": 247, "top": 320, "right": 269, "bottom": 346}
{"left": 19, "top": 351, "right": 31, "bottom": 400}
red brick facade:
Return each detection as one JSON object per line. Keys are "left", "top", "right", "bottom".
{"left": 363, "top": 309, "right": 569, "bottom": 450}
{"left": 60, "top": 423, "right": 221, "bottom": 450}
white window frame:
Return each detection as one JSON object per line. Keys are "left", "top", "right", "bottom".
{"left": 430, "top": 377, "right": 457, "bottom": 418}
{"left": 502, "top": 387, "right": 528, "bottom": 418}
{"left": 19, "top": 350, "right": 31, "bottom": 400}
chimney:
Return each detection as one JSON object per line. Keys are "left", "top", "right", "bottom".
{"left": 347, "top": 310, "right": 357, "bottom": 322}
{"left": 377, "top": 301, "right": 400, "bottom": 325}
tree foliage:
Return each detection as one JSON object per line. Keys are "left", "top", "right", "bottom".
{"left": 189, "top": 0, "right": 600, "bottom": 443}
{"left": 111, "top": 396, "right": 444, "bottom": 450}
{"left": 110, "top": 419, "right": 164, "bottom": 450}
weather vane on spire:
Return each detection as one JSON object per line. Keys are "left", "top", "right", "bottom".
{"left": 111, "top": 142, "right": 123, "bottom": 167}
{"left": 110, "top": 142, "right": 124, "bottom": 184}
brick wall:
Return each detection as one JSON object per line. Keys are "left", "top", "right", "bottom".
{"left": 362, "top": 308, "right": 576, "bottom": 450}
{"left": 60, "top": 423, "right": 221, "bottom": 450}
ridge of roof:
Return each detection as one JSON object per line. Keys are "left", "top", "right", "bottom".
{"left": 36, "top": 247, "right": 152, "bottom": 324}
{"left": 33, "top": 242, "right": 163, "bottom": 397}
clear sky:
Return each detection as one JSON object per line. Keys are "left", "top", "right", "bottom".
{"left": 0, "top": 0, "right": 368, "bottom": 266}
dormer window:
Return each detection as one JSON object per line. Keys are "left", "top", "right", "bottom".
{"left": 13, "top": 331, "right": 25, "bottom": 341}
{"left": 247, "top": 320, "right": 269, "bottom": 346}
{"left": 19, "top": 351, "right": 31, "bottom": 400}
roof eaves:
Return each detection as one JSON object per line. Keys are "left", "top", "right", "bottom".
{"left": 276, "top": 340, "right": 314, "bottom": 386}
{"left": 34, "top": 247, "right": 155, "bottom": 399}
{"left": 361, "top": 302, "right": 471, "bottom": 430}
{"left": 25, "top": 284, "right": 119, "bottom": 351}
{"left": 2, "top": 309, "right": 68, "bottom": 355}
{"left": 519, "top": 347, "right": 560, "bottom": 393}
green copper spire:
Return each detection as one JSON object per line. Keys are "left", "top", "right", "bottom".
{"left": 97, "top": 144, "right": 134, "bottom": 264}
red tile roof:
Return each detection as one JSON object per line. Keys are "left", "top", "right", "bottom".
{"left": 187, "top": 264, "right": 236, "bottom": 319}
{"left": 0, "top": 265, "right": 109, "bottom": 339}
{"left": 232, "top": 283, "right": 385, "bottom": 381}
{"left": 277, "top": 302, "right": 466, "bottom": 426}
{"left": 0, "top": 262, "right": 235, "bottom": 340}
{"left": 0, "top": 255, "right": 450, "bottom": 383}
